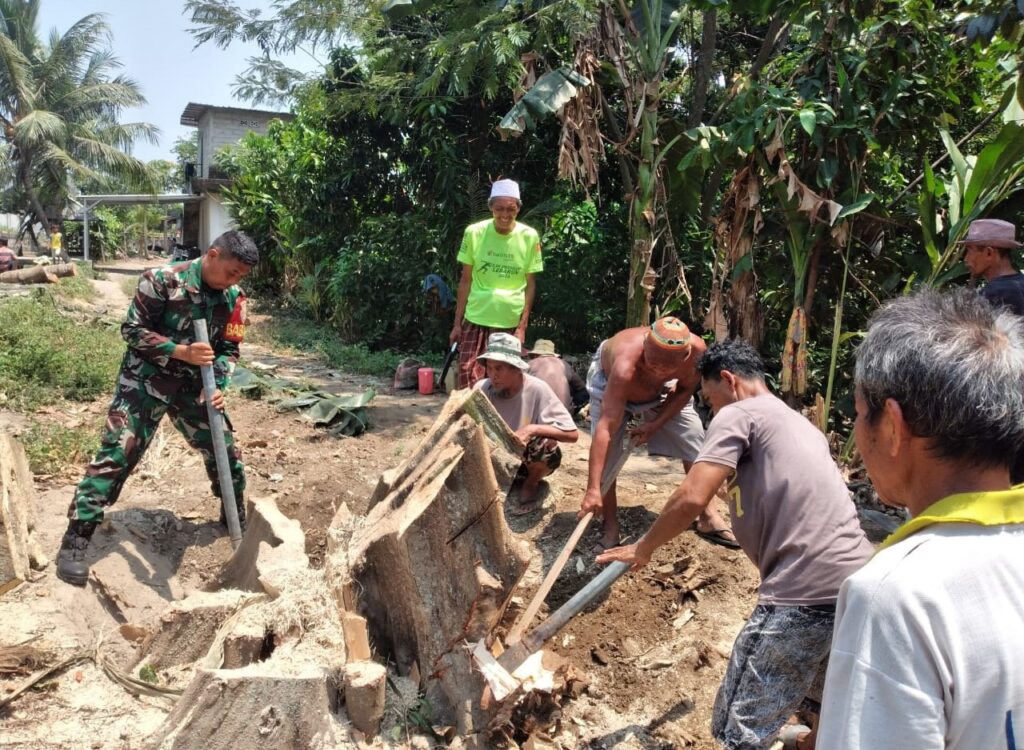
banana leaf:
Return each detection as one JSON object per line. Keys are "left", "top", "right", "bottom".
{"left": 498, "top": 67, "right": 591, "bottom": 139}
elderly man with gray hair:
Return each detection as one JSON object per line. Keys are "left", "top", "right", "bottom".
{"left": 450, "top": 178, "right": 543, "bottom": 389}
{"left": 961, "top": 218, "right": 1024, "bottom": 316}
{"left": 816, "top": 288, "right": 1024, "bottom": 749}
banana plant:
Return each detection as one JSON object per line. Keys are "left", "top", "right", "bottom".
{"left": 491, "top": 0, "right": 688, "bottom": 326}
{"left": 921, "top": 87, "right": 1024, "bottom": 284}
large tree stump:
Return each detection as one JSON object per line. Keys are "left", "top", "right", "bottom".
{"left": 0, "top": 262, "right": 77, "bottom": 284}
{"left": 147, "top": 497, "right": 349, "bottom": 748}
{"left": 332, "top": 389, "right": 530, "bottom": 734}
{"left": 0, "top": 433, "right": 47, "bottom": 595}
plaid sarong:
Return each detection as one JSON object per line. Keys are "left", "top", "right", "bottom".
{"left": 457, "top": 319, "right": 516, "bottom": 389}
{"left": 523, "top": 435, "right": 562, "bottom": 472}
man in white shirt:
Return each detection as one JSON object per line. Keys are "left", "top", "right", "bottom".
{"left": 817, "top": 289, "right": 1024, "bottom": 749}
{"left": 475, "top": 333, "right": 578, "bottom": 514}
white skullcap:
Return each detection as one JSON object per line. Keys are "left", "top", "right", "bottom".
{"left": 489, "top": 179, "right": 520, "bottom": 201}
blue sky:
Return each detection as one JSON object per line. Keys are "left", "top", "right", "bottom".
{"left": 37, "top": 1, "right": 322, "bottom": 162}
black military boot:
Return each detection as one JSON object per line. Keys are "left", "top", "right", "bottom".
{"left": 55, "top": 520, "right": 97, "bottom": 586}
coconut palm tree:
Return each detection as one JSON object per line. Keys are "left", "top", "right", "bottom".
{"left": 0, "top": 0, "right": 158, "bottom": 228}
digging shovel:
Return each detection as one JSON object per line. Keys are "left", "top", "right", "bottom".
{"left": 495, "top": 559, "right": 631, "bottom": 678}
{"left": 504, "top": 433, "right": 640, "bottom": 644}
{"left": 193, "top": 319, "right": 243, "bottom": 549}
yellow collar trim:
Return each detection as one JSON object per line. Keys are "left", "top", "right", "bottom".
{"left": 878, "top": 486, "right": 1024, "bottom": 551}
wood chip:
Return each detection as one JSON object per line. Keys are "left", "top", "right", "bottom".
{"left": 672, "top": 609, "right": 695, "bottom": 629}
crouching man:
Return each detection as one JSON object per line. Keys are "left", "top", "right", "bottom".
{"left": 598, "top": 340, "right": 872, "bottom": 749}
{"left": 475, "top": 333, "right": 578, "bottom": 515}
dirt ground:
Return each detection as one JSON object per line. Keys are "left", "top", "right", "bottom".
{"left": 0, "top": 261, "right": 767, "bottom": 749}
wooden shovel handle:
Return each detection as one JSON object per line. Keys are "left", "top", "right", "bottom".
{"left": 504, "top": 434, "right": 638, "bottom": 644}
{"left": 505, "top": 511, "right": 593, "bottom": 644}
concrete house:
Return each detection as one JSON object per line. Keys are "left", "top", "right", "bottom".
{"left": 179, "top": 102, "right": 294, "bottom": 250}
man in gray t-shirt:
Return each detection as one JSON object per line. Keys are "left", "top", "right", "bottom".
{"left": 475, "top": 333, "right": 578, "bottom": 514}
{"left": 598, "top": 340, "right": 871, "bottom": 750}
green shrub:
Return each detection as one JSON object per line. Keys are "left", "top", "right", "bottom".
{"left": 327, "top": 213, "right": 451, "bottom": 352}
{"left": 0, "top": 295, "right": 123, "bottom": 409}
{"left": 530, "top": 200, "right": 629, "bottom": 354}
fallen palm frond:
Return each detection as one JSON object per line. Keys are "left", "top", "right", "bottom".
{"left": 0, "top": 636, "right": 182, "bottom": 711}
{"left": 0, "top": 638, "right": 50, "bottom": 675}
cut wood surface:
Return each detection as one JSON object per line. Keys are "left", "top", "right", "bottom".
{"left": 214, "top": 497, "right": 305, "bottom": 593}
{"left": 0, "top": 433, "right": 47, "bottom": 595}
{"left": 138, "top": 590, "right": 263, "bottom": 669}
{"left": 145, "top": 665, "right": 344, "bottom": 750}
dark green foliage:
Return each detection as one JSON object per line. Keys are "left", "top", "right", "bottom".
{"left": 205, "top": 0, "right": 1024, "bottom": 439}
{"left": 327, "top": 213, "right": 449, "bottom": 350}
{"left": 531, "top": 200, "right": 630, "bottom": 353}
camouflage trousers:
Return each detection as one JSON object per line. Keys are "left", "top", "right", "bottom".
{"left": 68, "top": 375, "right": 246, "bottom": 524}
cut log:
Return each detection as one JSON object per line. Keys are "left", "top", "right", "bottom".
{"left": 0, "top": 262, "right": 77, "bottom": 284}
{"left": 341, "top": 613, "right": 371, "bottom": 662}
{"left": 342, "top": 660, "right": 387, "bottom": 737}
{"left": 333, "top": 389, "right": 530, "bottom": 734}
{"left": 0, "top": 433, "right": 47, "bottom": 595}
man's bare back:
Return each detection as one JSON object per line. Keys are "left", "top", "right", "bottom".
{"left": 601, "top": 326, "right": 706, "bottom": 403}
{"left": 580, "top": 320, "right": 735, "bottom": 553}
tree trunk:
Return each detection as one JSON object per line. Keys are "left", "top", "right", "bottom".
{"left": 626, "top": 105, "right": 659, "bottom": 328}
{"left": 18, "top": 172, "right": 49, "bottom": 232}
{"left": 146, "top": 498, "right": 351, "bottom": 748}
{"left": 688, "top": 9, "right": 718, "bottom": 128}
{"left": 0, "top": 263, "right": 77, "bottom": 284}
{"left": 337, "top": 389, "right": 530, "bottom": 736}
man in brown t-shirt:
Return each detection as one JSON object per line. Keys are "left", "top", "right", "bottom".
{"left": 598, "top": 339, "right": 872, "bottom": 750}
{"left": 475, "top": 333, "right": 578, "bottom": 514}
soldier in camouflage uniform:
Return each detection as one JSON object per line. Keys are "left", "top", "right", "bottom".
{"left": 56, "top": 230, "right": 259, "bottom": 586}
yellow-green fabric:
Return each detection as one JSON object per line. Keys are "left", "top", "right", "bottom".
{"left": 878, "top": 486, "right": 1024, "bottom": 551}
{"left": 458, "top": 219, "right": 542, "bottom": 328}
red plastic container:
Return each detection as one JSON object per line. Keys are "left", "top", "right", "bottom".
{"left": 418, "top": 367, "right": 435, "bottom": 395}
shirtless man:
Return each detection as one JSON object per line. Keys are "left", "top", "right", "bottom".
{"left": 580, "top": 317, "right": 735, "bottom": 552}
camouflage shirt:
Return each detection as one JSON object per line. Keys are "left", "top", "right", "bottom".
{"left": 120, "top": 258, "right": 246, "bottom": 401}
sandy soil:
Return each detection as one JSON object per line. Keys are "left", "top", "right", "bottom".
{"left": 0, "top": 262, "right": 764, "bottom": 749}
